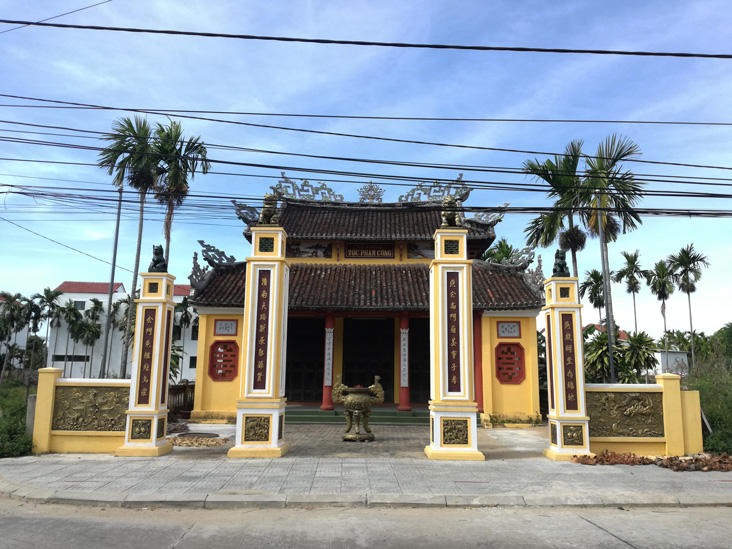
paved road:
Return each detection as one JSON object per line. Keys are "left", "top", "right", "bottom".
{"left": 1, "top": 497, "right": 731, "bottom": 548}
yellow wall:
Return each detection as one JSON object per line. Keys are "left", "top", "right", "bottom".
{"left": 48, "top": 432, "right": 126, "bottom": 453}
{"left": 480, "top": 315, "right": 540, "bottom": 422}
{"left": 681, "top": 390, "right": 704, "bottom": 454}
{"left": 190, "top": 313, "right": 242, "bottom": 422}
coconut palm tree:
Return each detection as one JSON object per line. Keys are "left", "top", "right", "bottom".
{"left": 98, "top": 116, "right": 159, "bottom": 378}
{"left": 479, "top": 237, "right": 516, "bottom": 263}
{"left": 153, "top": 120, "right": 210, "bottom": 264}
{"left": 60, "top": 300, "right": 81, "bottom": 376}
{"left": 32, "top": 287, "right": 63, "bottom": 364}
{"left": 0, "top": 292, "right": 26, "bottom": 391}
{"left": 667, "top": 244, "right": 710, "bottom": 368}
{"left": 646, "top": 260, "right": 675, "bottom": 366}
{"left": 612, "top": 250, "right": 649, "bottom": 333}
{"left": 21, "top": 298, "right": 42, "bottom": 394}
{"left": 579, "top": 269, "right": 606, "bottom": 323}
{"left": 524, "top": 140, "right": 586, "bottom": 277}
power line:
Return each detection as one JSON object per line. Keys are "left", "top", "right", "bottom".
{"left": 0, "top": 215, "right": 133, "bottom": 272}
{"left": 0, "top": 1, "right": 112, "bottom": 35}
{"left": 4, "top": 94, "right": 732, "bottom": 172}
{"left": 1, "top": 102, "right": 730, "bottom": 127}
{"left": 0, "top": 19, "right": 731, "bottom": 59}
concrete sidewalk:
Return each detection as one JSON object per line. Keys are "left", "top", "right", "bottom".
{"left": 1, "top": 425, "right": 730, "bottom": 509}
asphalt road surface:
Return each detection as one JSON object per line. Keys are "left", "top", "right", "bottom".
{"left": 1, "top": 498, "right": 731, "bottom": 548}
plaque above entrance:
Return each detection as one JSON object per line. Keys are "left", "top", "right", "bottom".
{"left": 345, "top": 242, "right": 394, "bottom": 259}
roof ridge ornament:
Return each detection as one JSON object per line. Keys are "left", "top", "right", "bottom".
{"left": 471, "top": 203, "right": 509, "bottom": 226}
{"left": 197, "top": 240, "right": 236, "bottom": 267}
{"left": 398, "top": 173, "right": 470, "bottom": 203}
{"left": 272, "top": 172, "right": 345, "bottom": 202}
{"left": 357, "top": 182, "right": 385, "bottom": 203}
{"left": 188, "top": 252, "right": 209, "bottom": 291}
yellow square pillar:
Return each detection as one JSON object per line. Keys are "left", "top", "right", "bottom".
{"left": 228, "top": 222, "right": 291, "bottom": 458}
{"left": 116, "top": 272, "right": 176, "bottom": 457}
{"left": 32, "top": 368, "right": 62, "bottom": 453}
{"left": 542, "top": 274, "right": 593, "bottom": 461}
{"left": 424, "top": 228, "right": 484, "bottom": 461}
{"left": 657, "top": 374, "right": 685, "bottom": 456}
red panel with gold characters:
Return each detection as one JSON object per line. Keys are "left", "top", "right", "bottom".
{"left": 137, "top": 308, "right": 156, "bottom": 405}
{"left": 561, "top": 313, "right": 579, "bottom": 410}
{"left": 495, "top": 343, "right": 526, "bottom": 384}
{"left": 445, "top": 272, "right": 461, "bottom": 393}
{"left": 253, "top": 270, "right": 271, "bottom": 390}
{"left": 546, "top": 313, "right": 555, "bottom": 409}
{"left": 208, "top": 340, "right": 239, "bottom": 381}
{"left": 160, "top": 311, "right": 171, "bottom": 405}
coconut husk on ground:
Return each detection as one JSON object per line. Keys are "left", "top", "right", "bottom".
{"left": 572, "top": 450, "right": 732, "bottom": 472}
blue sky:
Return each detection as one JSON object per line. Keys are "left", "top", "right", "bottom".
{"left": 1, "top": 0, "right": 730, "bottom": 340}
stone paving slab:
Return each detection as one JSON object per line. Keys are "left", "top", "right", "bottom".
{"left": 2, "top": 425, "right": 731, "bottom": 510}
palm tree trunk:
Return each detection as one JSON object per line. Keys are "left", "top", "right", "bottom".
{"left": 0, "top": 338, "right": 13, "bottom": 392}
{"left": 568, "top": 216, "right": 579, "bottom": 278}
{"left": 71, "top": 338, "right": 78, "bottom": 377}
{"left": 164, "top": 204, "right": 174, "bottom": 265}
{"left": 64, "top": 329, "right": 71, "bottom": 376}
{"left": 687, "top": 290, "right": 696, "bottom": 369}
{"left": 90, "top": 342, "right": 95, "bottom": 378}
{"left": 52, "top": 319, "right": 60, "bottom": 368}
{"left": 599, "top": 232, "right": 617, "bottom": 383}
{"left": 82, "top": 344, "right": 88, "bottom": 378}
{"left": 662, "top": 300, "right": 669, "bottom": 369}
{"left": 120, "top": 192, "right": 146, "bottom": 378}
{"left": 632, "top": 292, "right": 638, "bottom": 334}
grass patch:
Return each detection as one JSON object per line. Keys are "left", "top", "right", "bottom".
{"left": 687, "top": 362, "right": 732, "bottom": 455}
{"left": 0, "top": 380, "right": 33, "bottom": 458}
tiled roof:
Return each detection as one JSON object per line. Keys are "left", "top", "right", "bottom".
{"left": 54, "top": 281, "right": 125, "bottom": 294}
{"left": 247, "top": 200, "right": 497, "bottom": 245}
{"left": 174, "top": 284, "right": 191, "bottom": 296}
{"left": 191, "top": 261, "right": 543, "bottom": 311}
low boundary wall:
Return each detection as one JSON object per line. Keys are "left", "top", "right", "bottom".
{"left": 586, "top": 374, "right": 703, "bottom": 457}
{"left": 33, "top": 368, "right": 130, "bottom": 454}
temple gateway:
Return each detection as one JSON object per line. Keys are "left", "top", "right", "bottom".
{"left": 187, "top": 182, "right": 546, "bottom": 449}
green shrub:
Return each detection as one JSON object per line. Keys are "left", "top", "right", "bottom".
{"left": 687, "top": 362, "right": 732, "bottom": 455}
{"left": 0, "top": 392, "right": 32, "bottom": 458}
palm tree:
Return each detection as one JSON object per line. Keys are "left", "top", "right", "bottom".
{"left": 174, "top": 296, "right": 193, "bottom": 382}
{"left": 60, "top": 300, "right": 81, "bottom": 376}
{"left": 667, "top": 244, "right": 710, "bottom": 368}
{"left": 524, "top": 140, "right": 586, "bottom": 277}
{"left": 0, "top": 292, "right": 26, "bottom": 391}
{"left": 646, "top": 260, "right": 675, "bottom": 367}
{"left": 21, "top": 298, "right": 42, "bottom": 394}
{"left": 579, "top": 269, "right": 605, "bottom": 322}
{"left": 32, "top": 287, "right": 63, "bottom": 365}
{"left": 82, "top": 298, "right": 105, "bottom": 377}
{"left": 612, "top": 250, "right": 649, "bottom": 333}
{"left": 153, "top": 120, "right": 210, "bottom": 264}
{"left": 98, "top": 116, "right": 159, "bottom": 378}
{"left": 479, "top": 237, "right": 516, "bottom": 263}
{"left": 582, "top": 134, "right": 643, "bottom": 382}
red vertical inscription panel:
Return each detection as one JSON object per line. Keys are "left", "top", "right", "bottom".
{"left": 160, "top": 311, "right": 171, "bottom": 404}
{"left": 137, "top": 308, "right": 156, "bottom": 406}
{"left": 253, "top": 270, "right": 271, "bottom": 390}
{"left": 561, "top": 313, "right": 578, "bottom": 410}
{"left": 446, "top": 272, "right": 461, "bottom": 393}
{"left": 546, "top": 313, "right": 555, "bottom": 410}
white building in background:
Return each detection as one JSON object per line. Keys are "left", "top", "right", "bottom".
{"left": 48, "top": 281, "right": 199, "bottom": 381}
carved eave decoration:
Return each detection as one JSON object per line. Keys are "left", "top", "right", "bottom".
{"left": 398, "top": 173, "right": 470, "bottom": 203}
{"left": 189, "top": 241, "right": 242, "bottom": 298}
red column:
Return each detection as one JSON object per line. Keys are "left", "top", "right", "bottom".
{"left": 473, "top": 311, "right": 484, "bottom": 413}
{"left": 320, "top": 314, "right": 335, "bottom": 410}
{"left": 397, "top": 315, "right": 412, "bottom": 411}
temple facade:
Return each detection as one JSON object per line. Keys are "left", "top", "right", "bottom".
{"left": 188, "top": 187, "right": 545, "bottom": 428}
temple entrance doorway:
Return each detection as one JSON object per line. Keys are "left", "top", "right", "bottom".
{"left": 408, "top": 318, "right": 430, "bottom": 404}
{"left": 343, "top": 318, "right": 394, "bottom": 403}
{"left": 285, "top": 317, "right": 325, "bottom": 403}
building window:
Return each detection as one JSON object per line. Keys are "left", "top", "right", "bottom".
{"left": 191, "top": 324, "right": 199, "bottom": 340}
{"left": 74, "top": 301, "right": 86, "bottom": 311}
{"left": 172, "top": 325, "right": 182, "bottom": 341}
{"left": 259, "top": 237, "right": 275, "bottom": 253}
{"left": 444, "top": 240, "right": 459, "bottom": 255}
{"left": 189, "top": 356, "right": 197, "bottom": 369}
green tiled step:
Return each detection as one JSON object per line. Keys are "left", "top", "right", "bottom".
{"left": 285, "top": 408, "right": 430, "bottom": 425}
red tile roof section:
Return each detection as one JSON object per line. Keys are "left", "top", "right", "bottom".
{"left": 191, "top": 261, "right": 542, "bottom": 311}
{"left": 174, "top": 284, "right": 191, "bottom": 296}
{"left": 54, "top": 281, "right": 124, "bottom": 294}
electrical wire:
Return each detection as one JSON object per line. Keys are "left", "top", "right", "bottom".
{"left": 0, "top": 19, "right": 730, "bottom": 59}
{"left": 0, "top": 1, "right": 112, "bottom": 35}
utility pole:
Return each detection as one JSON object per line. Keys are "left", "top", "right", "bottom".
{"left": 99, "top": 187, "right": 123, "bottom": 379}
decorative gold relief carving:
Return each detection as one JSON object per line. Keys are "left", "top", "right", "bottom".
{"left": 563, "top": 425, "right": 584, "bottom": 446}
{"left": 443, "top": 419, "right": 469, "bottom": 445}
{"left": 278, "top": 415, "right": 284, "bottom": 441}
{"left": 587, "top": 391, "right": 664, "bottom": 438}
{"left": 131, "top": 419, "right": 152, "bottom": 440}
{"left": 52, "top": 386, "right": 128, "bottom": 431}
{"left": 244, "top": 416, "right": 270, "bottom": 442}
{"left": 550, "top": 422, "right": 558, "bottom": 445}
{"left": 157, "top": 417, "right": 166, "bottom": 439}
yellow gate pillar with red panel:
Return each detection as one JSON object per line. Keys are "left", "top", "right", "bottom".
{"left": 228, "top": 223, "right": 291, "bottom": 458}
{"left": 542, "top": 271, "right": 593, "bottom": 460}
{"left": 116, "top": 271, "right": 175, "bottom": 457}
{"left": 425, "top": 228, "right": 485, "bottom": 461}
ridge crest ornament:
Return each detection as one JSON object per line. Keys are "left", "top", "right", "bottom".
{"left": 398, "top": 174, "right": 469, "bottom": 202}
